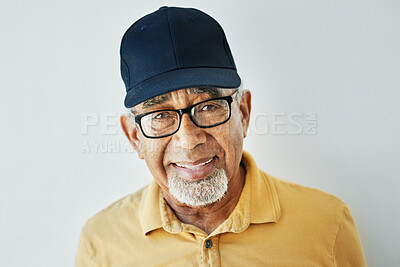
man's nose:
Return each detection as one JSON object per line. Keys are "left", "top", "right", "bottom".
{"left": 172, "top": 114, "right": 207, "bottom": 150}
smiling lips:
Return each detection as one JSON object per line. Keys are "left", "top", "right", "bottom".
{"left": 175, "top": 157, "right": 213, "bottom": 169}
{"left": 172, "top": 157, "right": 216, "bottom": 180}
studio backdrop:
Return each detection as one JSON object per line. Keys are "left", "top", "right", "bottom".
{"left": 0, "top": 0, "right": 399, "bottom": 266}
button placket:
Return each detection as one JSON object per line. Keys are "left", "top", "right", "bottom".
{"left": 205, "top": 239, "right": 213, "bottom": 248}
{"left": 203, "top": 236, "right": 220, "bottom": 267}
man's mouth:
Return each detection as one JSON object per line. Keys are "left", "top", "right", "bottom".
{"left": 174, "top": 157, "right": 213, "bottom": 169}
{"left": 171, "top": 157, "right": 216, "bottom": 180}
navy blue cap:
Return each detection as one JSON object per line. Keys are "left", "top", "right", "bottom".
{"left": 120, "top": 6, "right": 241, "bottom": 108}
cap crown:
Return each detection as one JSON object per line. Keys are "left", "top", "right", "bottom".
{"left": 120, "top": 7, "right": 240, "bottom": 108}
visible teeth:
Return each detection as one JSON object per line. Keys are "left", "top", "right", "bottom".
{"left": 175, "top": 158, "right": 213, "bottom": 168}
{"left": 175, "top": 163, "right": 186, "bottom": 168}
{"left": 201, "top": 158, "right": 213, "bottom": 165}
{"left": 202, "top": 158, "right": 212, "bottom": 165}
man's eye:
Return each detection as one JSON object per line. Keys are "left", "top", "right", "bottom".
{"left": 154, "top": 112, "right": 171, "bottom": 119}
{"left": 201, "top": 104, "right": 218, "bottom": 111}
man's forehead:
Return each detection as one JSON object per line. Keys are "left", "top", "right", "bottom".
{"left": 139, "top": 88, "right": 224, "bottom": 110}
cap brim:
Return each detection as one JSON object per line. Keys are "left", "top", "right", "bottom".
{"left": 124, "top": 67, "right": 241, "bottom": 108}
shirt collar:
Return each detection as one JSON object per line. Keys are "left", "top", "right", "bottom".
{"left": 242, "top": 150, "right": 281, "bottom": 224}
{"left": 138, "top": 179, "right": 163, "bottom": 235}
{"left": 138, "top": 150, "right": 281, "bottom": 236}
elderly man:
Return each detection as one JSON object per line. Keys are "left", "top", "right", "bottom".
{"left": 76, "top": 6, "right": 366, "bottom": 266}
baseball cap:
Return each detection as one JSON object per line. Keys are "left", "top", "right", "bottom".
{"left": 120, "top": 6, "right": 241, "bottom": 108}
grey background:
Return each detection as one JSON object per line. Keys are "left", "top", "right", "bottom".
{"left": 1, "top": 0, "right": 399, "bottom": 266}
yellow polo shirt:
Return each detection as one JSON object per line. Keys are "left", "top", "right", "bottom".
{"left": 75, "top": 151, "right": 366, "bottom": 266}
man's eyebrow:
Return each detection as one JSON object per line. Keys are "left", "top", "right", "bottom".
{"left": 141, "top": 88, "right": 223, "bottom": 109}
{"left": 191, "top": 87, "right": 222, "bottom": 98}
{"left": 142, "top": 95, "right": 169, "bottom": 109}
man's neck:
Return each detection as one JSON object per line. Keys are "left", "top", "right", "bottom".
{"left": 162, "top": 164, "right": 246, "bottom": 235}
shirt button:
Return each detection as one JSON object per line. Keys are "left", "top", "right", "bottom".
{"left": 205, "top": 239, "right": 213, "bottom": 248}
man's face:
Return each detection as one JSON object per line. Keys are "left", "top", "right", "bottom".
{"left": 121, "top": 88, "right": 251, "bottom": 207}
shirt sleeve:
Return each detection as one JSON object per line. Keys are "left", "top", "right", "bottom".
{"left": 333, "top": 204, "right": 367, "bottom": 267}
{"left": 75, "top": 229, "right": 96, "bottom": 267}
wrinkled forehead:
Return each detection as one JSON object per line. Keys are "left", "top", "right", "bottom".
{"left": 132, "top": 88, "right": 230, "bottom": 112}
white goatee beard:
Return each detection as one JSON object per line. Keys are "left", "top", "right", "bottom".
{"left": 167, "top": 168, "right": 228, "bottom": 207}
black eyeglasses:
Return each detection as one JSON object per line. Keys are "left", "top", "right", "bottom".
{"left": 131, "top": 91, "right": 239, "bottom": 139}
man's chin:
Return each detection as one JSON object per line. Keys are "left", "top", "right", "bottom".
{"left": 167, "top": 168, "right": 228, "bottom": 207}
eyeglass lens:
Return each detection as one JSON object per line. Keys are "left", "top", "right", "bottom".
{"left": 140, "top": 98, "right": 230, "bottom": 137}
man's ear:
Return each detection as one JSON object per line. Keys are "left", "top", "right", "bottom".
{"left": 239, "top": 90, "right": 251, "bottom": 138}
{"left": 120, "top": 114, "right": 144, "bottom": 159}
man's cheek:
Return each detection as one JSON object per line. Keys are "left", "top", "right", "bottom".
{"left": 143, "top": 141, "right": 161, "bottom": 155}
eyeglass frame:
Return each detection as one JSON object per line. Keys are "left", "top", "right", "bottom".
{"left": 130, "top": 90, "right": 239, "bottom": 139}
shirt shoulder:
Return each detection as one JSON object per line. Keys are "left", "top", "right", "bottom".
{"left": 255, "top": 171, "right": 364, "bottom": 264}
{"left": 259, "top": 170, "right": 349, "bottom": 240}
{"left": 82, "top": 184, "right": 150, "bottom": 237}
{"left": 264, "top": 174, "right": 366, "bottom": 266}
{"left": 76, "top": 184, "right": 160, "bottom": 266}
{"left": 266, "top": 171, "right": 346, "bottom": 212}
